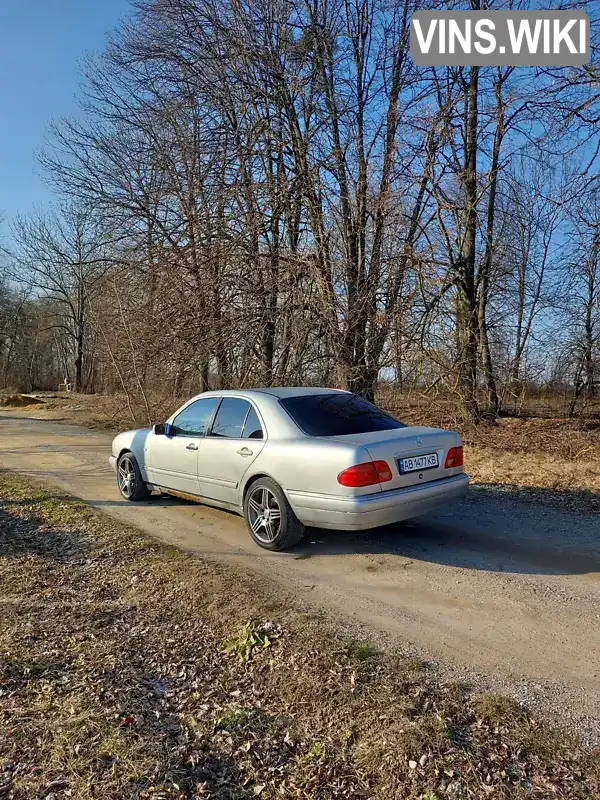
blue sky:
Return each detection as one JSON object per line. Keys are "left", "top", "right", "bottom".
{"left": 0, "top": 0, "right": 130, "bottom": 233}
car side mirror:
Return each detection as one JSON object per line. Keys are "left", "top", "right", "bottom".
{"left": 153, "top": 422, "right": 172, "bottom": 436}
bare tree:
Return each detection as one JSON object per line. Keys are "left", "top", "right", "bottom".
{"left": 11, "top": 205, "right": 114, "bottom": 391}
{"left": 1, "top": 0, "right": 595, "bottom": 421}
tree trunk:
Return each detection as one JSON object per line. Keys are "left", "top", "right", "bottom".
{"left": 75, "top": 315, "right": 84, "bottom": 393}
{"left": 458, "top": 65, "right": 480, "bottom": 421}
{"left": 584, "top": 234, "right": 598, "bottom": 399}
{"left": 512, "top": 252, "right": 526, "bottom": 386}
{"left": 199, "top": 359, "right": 210, "bottom": 393}
{"left": 478, "top": 71, "right": 505, "bottom": 414}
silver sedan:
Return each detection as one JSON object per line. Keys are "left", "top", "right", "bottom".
{"left": 109, "top": 387, "right": 468, "bottom": 550}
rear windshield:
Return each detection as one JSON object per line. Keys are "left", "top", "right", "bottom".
{"left": 280, "top": 393, "right": 405, "bottom": 437}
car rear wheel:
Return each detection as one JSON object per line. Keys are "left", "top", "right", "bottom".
{"left": 243, "top": 477, "right": 305, "bottom": 551}
{"left": 117, "top": 452, "right": 151, "bottom": 501}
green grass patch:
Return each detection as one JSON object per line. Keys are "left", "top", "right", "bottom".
{"left": 347, "top": 641, "right": 379, "bottom": 661}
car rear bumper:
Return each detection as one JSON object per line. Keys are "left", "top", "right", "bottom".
{"left": 286, "top": 473, "right": 469, "bottom": 530}
{"left": 109, "top": 455, "right": 117, "bottom": 473}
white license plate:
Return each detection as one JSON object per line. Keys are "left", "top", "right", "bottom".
{"left": 398, "top": 453, "right": 439, "bottom": 473}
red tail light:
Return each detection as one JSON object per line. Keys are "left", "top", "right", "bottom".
{"left": 338, "top": 460, "right": 393, "bottom": 487}
{"left": 444, "top": 446, "right": 464, "bottom": 468}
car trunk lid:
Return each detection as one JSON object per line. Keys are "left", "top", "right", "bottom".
{"left": 328, "top": 427, "right": 461, "bottom": 490}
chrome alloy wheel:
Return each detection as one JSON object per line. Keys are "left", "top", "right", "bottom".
{"left": 247, "top": 486, "right": 282, "bottom": 544}
{"left": 118, "top": 456, "right": 136, "bottom": 499}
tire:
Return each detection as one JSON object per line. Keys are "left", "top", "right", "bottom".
{"left": 117, "top": 451, "right": 151, "bottom": 502}
{"left": 243, "top": 477, "right": 305, "bottom": 551}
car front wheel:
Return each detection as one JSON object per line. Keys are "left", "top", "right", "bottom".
{"left": 117, "top": 452, "right": 151, "bottom": 501}
{"left": 243, "top": 477, "right": 305, "bottom": 551}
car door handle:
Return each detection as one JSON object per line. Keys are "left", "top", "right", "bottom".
{"left": 237, "top": 447, "right": 253, "bottom": 457}
{"left": 186, "top": 443, "right": 198, "bottom": 451}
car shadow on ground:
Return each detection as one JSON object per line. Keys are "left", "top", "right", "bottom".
{"left": 293, "top": 521, "right": 600, "bottom": 577}
{"left": 89, "top": 483, "right": 600, "bottom": 577}
{"left": 290, "top": 484, "right": 600, "bottom": 576}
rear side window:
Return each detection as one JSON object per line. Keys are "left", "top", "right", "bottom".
{"left": 280, "top": 393, "right": 405, "bottom": 437}
{"left": 243, "top": 405, "right": 264, "bottom": 439}
{"left": 210, "top": 397, "right": 250, "bottom": 438}
{"left": 172, "top": 397, "right": 219, "bottom": 436}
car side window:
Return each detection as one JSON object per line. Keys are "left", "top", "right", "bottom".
{"left": 242, "top": 405, "right": 264, "bottom": 439}
{"left": 171, "top": 397, "right": 219, "bottom": 436}
{"left": 210, "top": 397, "right": 251, "bottom": 438}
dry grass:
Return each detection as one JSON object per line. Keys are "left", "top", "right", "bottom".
{"left": 465, "top": 445, "right": 600, "bottom": 512}
{"left": 381, "top": 392, "right": 600, "bottom": 507}
{"left": 461, "top": 418, "right": 600, "bottom": 512}
{"left": 0, "top": 392, "right": 46, "bottom": 408}
{"left": 462, "top": 416, "right": 600, "bottom": 460}
{"left": 1, "top": 470, "right": 599, "bottom": 800}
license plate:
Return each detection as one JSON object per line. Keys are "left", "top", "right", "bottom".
{"left": 398, "top": 452, "right": 439, "bottom": 474}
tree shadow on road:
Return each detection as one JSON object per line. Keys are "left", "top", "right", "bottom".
{"left": 12, "top": 482, "right": 599, "bottom": 577}
{"left": 0, "top": 497, "right": 91, "bottom": 561}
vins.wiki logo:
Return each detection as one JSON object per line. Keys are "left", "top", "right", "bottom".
{"left": 410, "top": 10, "right": 590, "bottom": 67}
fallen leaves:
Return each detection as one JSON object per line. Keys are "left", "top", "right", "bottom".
{"left": 221, "top": 620, "right": 282, "bottom": 662}
{"left": 1, "top": 470, "right": 599, "bottom": 800}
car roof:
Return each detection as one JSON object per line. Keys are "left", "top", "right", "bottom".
{"left": 197, "top": 387, "right": 349, "bottom": 400}
{"left": 256, "top": 387, "right": 349, "bottom": 398}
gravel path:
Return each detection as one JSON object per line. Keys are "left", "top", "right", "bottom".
{"left": 1, "top": 409, "right": 599, "bottom": 741}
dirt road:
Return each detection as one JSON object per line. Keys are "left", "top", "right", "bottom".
{"left": 1, "top": 409, "right": 599, "bottom": 737}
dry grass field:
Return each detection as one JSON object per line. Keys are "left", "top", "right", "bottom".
{"left": 1, "top": 470, "right": 599, "bottom": 799}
